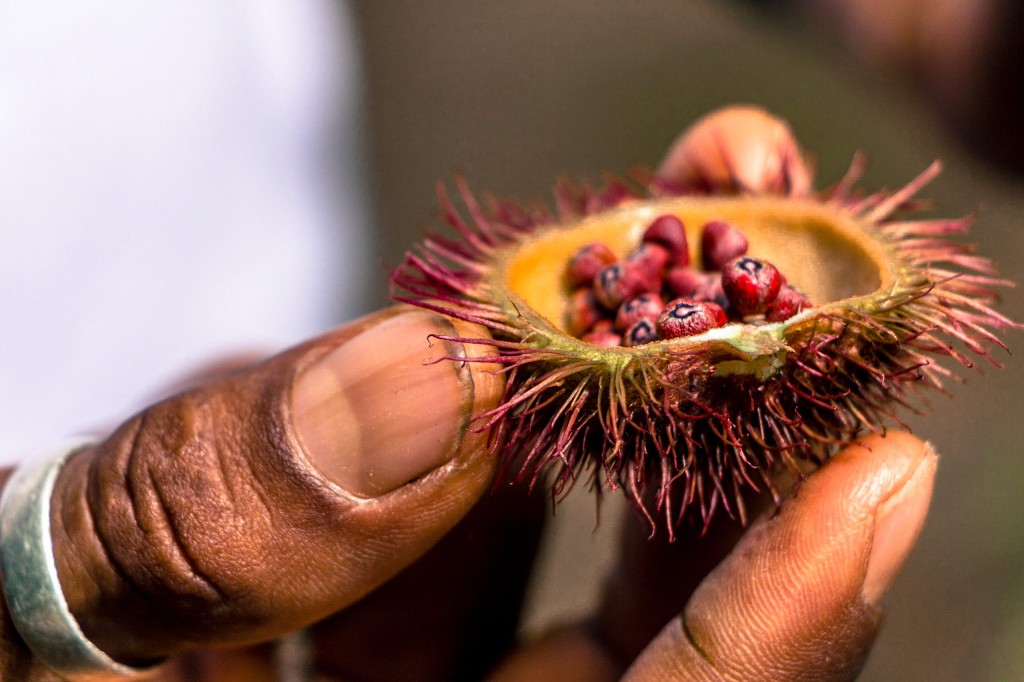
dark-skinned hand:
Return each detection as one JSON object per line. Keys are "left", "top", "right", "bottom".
{"left": 0, "top": 107, "right": 937, "bottom": 681}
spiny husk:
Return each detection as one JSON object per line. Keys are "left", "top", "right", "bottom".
{"left": 391, "top": 159, "right": 1018, "bottom": 534}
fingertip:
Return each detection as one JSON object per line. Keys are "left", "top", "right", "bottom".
{"left": 291, "top": 310, "right": 502, "bottom": 497}
{"left": 657, "top": 105, "right": 812, "bottom": 196}
{"left": 840, "top": 429, "right": 930, "bottom": 466}
{"left": 791, "top": 432, "right": 937, "bottom": 611}
{"left": 862, "top": 438, "right": 937, "bottom": 607}
{"left": 808, "top": 432, "right": 935, "bottom": 541}
{"left": 625, "top": 432, "right": 937, "bottom": 681}
{"left": 448, "top": 316, "right": 506, "bottom": 429}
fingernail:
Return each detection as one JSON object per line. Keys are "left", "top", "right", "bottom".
{"left": 290, "top": 311, "right": 474, "bottom": 497}
{"left": 862, "top": 443, "right": 938, "bottom": 606}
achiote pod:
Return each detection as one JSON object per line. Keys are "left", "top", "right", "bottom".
{"left": 391, "top": 107, "right": 1019, "bottom": 536}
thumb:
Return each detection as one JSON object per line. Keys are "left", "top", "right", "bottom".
{"left": 42, "top": 308, "right": 502, "bottom": 666}
{"left": 624, "top": 432, "right": 937, "bottom": 681}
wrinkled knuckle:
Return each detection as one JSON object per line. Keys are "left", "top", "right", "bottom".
{"left": 89, "top": 392, "right": 272, "bottom": 609}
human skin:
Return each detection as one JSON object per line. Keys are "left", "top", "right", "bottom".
{"left": 0, "top": 109, "right": 937, "bottom": 681}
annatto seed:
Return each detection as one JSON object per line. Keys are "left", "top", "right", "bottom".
{"left": 623, "top": 318, "right": 659, "bottom": 346}
{"left": 701, "top": 220, "right": 749, "bottom": 271}
{"left": 642, "top": 214, "right": 689, "bottom": 266}
{"left": 656, "top": 298, "right": 723, "bottom": 339}
{"left": 593, "top": 261, "right": 651, "bottom": 310}
{"left": 566, "top": 287, "right": 605, "bottom": 336}
{"left": 705, "top": 301, "right": 729, "bottom": 327}
{"left": 616, "top": 292, "right": 665, "bottom": 331}
{"left": 721, "top": 256, "right": 783, "bottom": 316}
{"left": 626, "top": 242, "right": 670, "bottom": 281}
{"left": 565, "top": 220, "right": 797, "bottom": 340}
{"left": 665, "top": 266, "right": 708, "bottom": 298}
{"left": 694, "top": 275, "right": 731, "bottom": 313}
{"left": 765, "top": 284, "right": 812, "bottom": 322}
{"left": 566, "top": 243, "right": 617, "bottom": 287}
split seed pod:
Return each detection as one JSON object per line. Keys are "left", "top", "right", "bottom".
{"left": 391, "top": 112, "right": 1019, "bottom": 534}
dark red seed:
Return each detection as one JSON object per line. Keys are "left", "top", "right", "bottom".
{"left": 721, "top": 256, "right": 783, "bottom": 316}
{"left": 701, "top": 220, "right": 749, "bottom": 271}
{"left": 701, "top": 277, "right": 733, "bottom": 312}
{"left": 615, "top": 292, "right": 665, "bottom": 331}
{"left": 591, "top": 318, "right": 616, "bottom": 334}
{"left": 666, "top": 266, "right": 714, "bottom": 298}
{"left": 667, "top": 266, "right": 731, "bottom": 313}
{"left": 626, "top": 242, "right": 670, "bottom": 280}
{"left": 705, "top": 301, "right": 729, "bottom": 327}
{"left": 566, "top": 288, "right": 605, "bottom": 336}
{"left": 581, "top": 330, "right": 623, "bottom": 347}
{"left": 593, "top": 262, "right": 651, "bottom": 310}
{"left": 642, "top": 214, "right": 689, "bottom": 266}
{"left": 623, "top": 318, "right": 659, "bottom": 346}
{"left": 656, "top": 298, "right": 723, "bottom": 339}
{"left": 566, "top": 243, "right": 617, "bottom": 287}
{"left": 697, "top": 275, "right": 731, "bottom": 309}
{"left": 765, "top": 284, "right": 812, "bottom": 322}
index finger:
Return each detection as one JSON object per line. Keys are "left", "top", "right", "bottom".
{"left": 624, "top": 432, "right": 936, "bottom": 681}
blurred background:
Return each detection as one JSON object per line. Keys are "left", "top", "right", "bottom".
{"left": 352, "top": 2, "right": 1024, "bottom": 679}
{"left": 2, "top": 0, "right": 1022, "bottom": 678}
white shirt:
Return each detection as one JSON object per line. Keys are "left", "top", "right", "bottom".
{"left": 0, "top": 0, "right": 369, "bottom": 462}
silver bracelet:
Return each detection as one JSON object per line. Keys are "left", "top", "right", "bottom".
{"left": 0, "top": 439, "right": 162, "bottom": 680}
